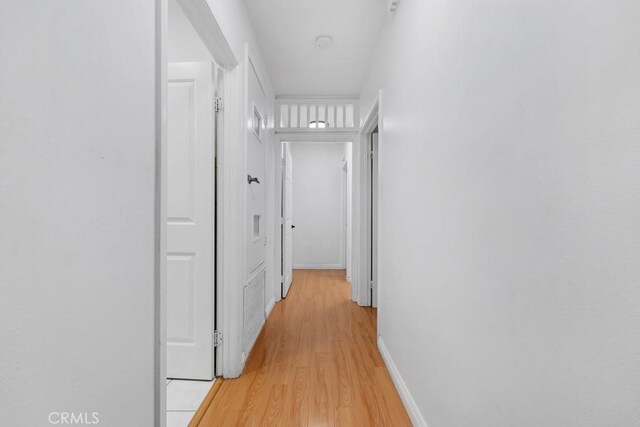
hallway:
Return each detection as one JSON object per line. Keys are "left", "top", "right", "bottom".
{"left": 194, "top": 270, "right": 411, "bottom": 426}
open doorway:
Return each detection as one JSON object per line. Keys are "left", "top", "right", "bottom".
{"left": 359, "top": 96, "right": 380, "bottom": 308}
{"left": 164, "top": 0, "right": 225, "bottom": 424}
{"left": 280, "top": 141, "right": 352, "bottom": 297}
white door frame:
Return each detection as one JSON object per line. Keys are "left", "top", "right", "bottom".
{"left": 342, "top": 157, "right": 349, "bottom": 280}
{"left": 273, "top": 132, "right": 357, "bottom": 303}
{"left": 156, "top": 0, "right": 241, "bottom": 424}
{"left": 368, "top": 129, "right": 379, "bottom": 308}
{"left": 356, "top": 92, "right": 382, "bottom": 307}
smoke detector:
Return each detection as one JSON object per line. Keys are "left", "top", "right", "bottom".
{"left": 388, "top": 0, "right": 401, "bottom": 12}
{"left": 315, "top": 36, "right": 333, "bottom": 49}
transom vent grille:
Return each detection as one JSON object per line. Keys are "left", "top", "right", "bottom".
{"left": 276, "top": 99, "right": 358, "bottom": 131}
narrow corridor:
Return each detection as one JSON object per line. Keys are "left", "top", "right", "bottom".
{"left": 195, "top": 270, "right": 411, "bottom": 426}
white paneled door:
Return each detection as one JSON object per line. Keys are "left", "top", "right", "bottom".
{"left": 246, "top": 62, "right": 267, "bottom": 276}
{"left": 244, "top": 60, "right": 267, "bottom": 355}
{"left": 282, "top": 144, "right": 294, "bottom": 297}
{"left": 167, "top": 62, "right": 216, "bottom": 380}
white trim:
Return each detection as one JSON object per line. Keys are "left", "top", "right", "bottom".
{"left": 374, "top": 95, "right": 383, "bottom": 310}
{"left": 355, "top": 93, "right": 381, "bottom": 307}
{"left": 278, "top": 136, "right": 358, "bottom": 145}
{"left": 265, "top": 296, "right": 276, "bottom": 318}
{"left": 217, "top": 64, "right": 241, "bottom": 378}
{"left": 276, "top": 95, "right": 359, "bottom": 100}
{"left": 175, "top": 0, "right": 237, "bottom": 70}
{"left": 293, "top": 264, "right": 345, "bottom": 270}
{"left": 341, "top": 155, "right": 348, "bottom": 275}
{"left": 275, "top": 128, "right": 358, "bottom": 135}
{"left": 275, "top": 98, "right": 359, "bottom": 132}
{"left": 213, "top": 58, "right": 225, "bottom": 378}
{"left": 378, "top": 336, "right": 428, "bottom": 427}
{"left": 275, "top": 129, "right": 358, "bottom": 143}
{"left": 155, "top": 1, "right": 168, "bottom": 426}
{"left": 215, "top": 44, "right": 246, "bottom": 380}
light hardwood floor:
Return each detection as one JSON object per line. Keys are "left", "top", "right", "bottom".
{"left": 193, "top": 269, "right": 412, "bottom": 426}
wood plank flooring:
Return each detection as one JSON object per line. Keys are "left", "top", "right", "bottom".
{"left": 195, "top": 269, "right": 412, "bottom": 426}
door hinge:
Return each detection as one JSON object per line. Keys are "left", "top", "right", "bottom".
{"left": 369, "top": 281, "right": 374, "bottom": 290}
{"left": 213, "top": 330, "right": 223, "bottom": 347}
{"left": 369, "top": 151, "right": 375, "bottom": 160}
{"left": 213, "top": 97, "right": 224, "bottom": 113}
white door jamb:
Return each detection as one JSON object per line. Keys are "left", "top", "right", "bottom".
{"left": 357, "top": 92, "right": 382, "bottom": 308}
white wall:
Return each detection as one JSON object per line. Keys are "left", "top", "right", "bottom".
{"left": 290, "top": 143, "right": 346, "bottom": 269}
{"left": 0, "top": 1, "right": 159, "bottom": 425}
{"left": 168, "top": 0, "right": 214, "bottom": 62}
{"left": 360, "top": 0, "right": 640, "bottom": 425}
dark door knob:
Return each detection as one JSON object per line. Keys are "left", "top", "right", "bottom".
{"left": 291, "top": 225, "right": 296, "bottom": 229}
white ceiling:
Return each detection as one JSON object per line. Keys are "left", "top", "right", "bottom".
{"left": 243, "top": 0, "right": 388, "bottom": 96}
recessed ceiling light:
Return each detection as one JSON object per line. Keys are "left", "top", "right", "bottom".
{"left": 315, "top": 36, "right": 333, "bottom": 49}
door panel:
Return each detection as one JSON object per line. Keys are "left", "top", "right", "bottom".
{"left": 167, "top": 62, "right": 215, "bottom": 380}
{"left": 167, "top": 254, "right": 196, "bottom": 342}
{"left": 282, "top": 144, "right": 293, "bottom": 297}
{"left": 244, "top": 59, "right": 267, "bottom": 357}
{"left": 246, "top": 62, "right": 267, "bottom": 276}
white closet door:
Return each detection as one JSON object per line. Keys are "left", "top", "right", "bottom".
{"left": 282, "top": 144, "right": 294, "bottom": 297}
{"left": 166, "top": 62, "right": 215, "bottom": 380}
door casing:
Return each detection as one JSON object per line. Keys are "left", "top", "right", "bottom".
{"left": 368, "top": 128, "right": 379, "bottom": 308}
{"left": 357, "top": 93, "right": 382, "bottom": 308}
{"left": 273, "top": 133, "right": 357, "bottom": 304}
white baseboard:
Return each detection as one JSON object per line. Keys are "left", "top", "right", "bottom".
{"left": 265, "top": 296, "right": 276, "bottom": 318}
{"left": 378, "top": 336, "right": 428, "bottom": 427}
{"left": 293, "top": 264, "right": 345, "bottom": 269}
